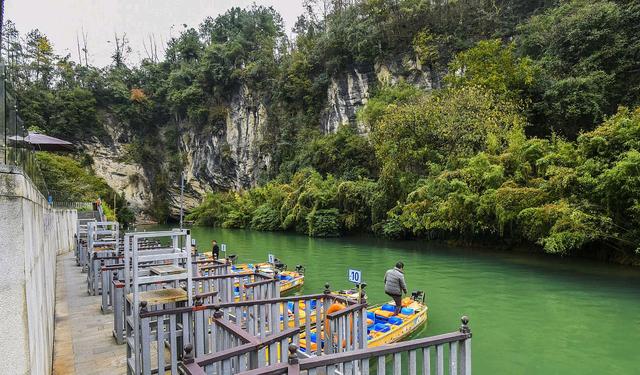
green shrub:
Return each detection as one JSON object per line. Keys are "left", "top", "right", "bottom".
{"left": 251, "top": 204, "right": 282, "bottom": 231}
{"left": 306, "top": 208, "right": 340, "bottom": 237}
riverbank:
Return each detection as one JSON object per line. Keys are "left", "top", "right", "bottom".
{"left": 167, "top": 221, "right": 640, "bottom": 267}
{"left": 441, "top": 238, "right": 640, "bottom": 267}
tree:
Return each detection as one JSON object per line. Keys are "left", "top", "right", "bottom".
{"left": 517, "top": 0, "right": 640, "bottom": 137}
{"left": 24, "top": 29, "right": 55, "bottom": 87}
{"left": 371, "top": 85, "right": 525, "bottom": 189}
{"left": 110, "top": 33, "right": 131, "bottom": 68}
{"left": 446, "top": 39, "right": 537, "bottom": 100}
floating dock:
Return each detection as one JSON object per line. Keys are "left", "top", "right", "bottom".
{"left": 46, "top": 214, "right": 472, "bottom": 375}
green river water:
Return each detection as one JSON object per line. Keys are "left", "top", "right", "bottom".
{"left": 144, "top": 225, "right": 640, "bottom": 374}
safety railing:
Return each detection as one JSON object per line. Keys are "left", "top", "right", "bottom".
{"left": 213, "top": 290, "right": 364, "bottom": 357}
{"left": 0, "top": 64, "right": 50, "bottom": 196}
{"left": 179, "top": 320, "right": 300, "bottom": 375}
{"left": 132, "top": 290, "right": 361, "bottom": 375}
{"left": 186, "top": 317, "right": 473, "bottom": 375}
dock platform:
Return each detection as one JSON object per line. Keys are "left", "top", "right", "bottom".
{"left": 53, "top": 252, "right": 126, "bottom": 375}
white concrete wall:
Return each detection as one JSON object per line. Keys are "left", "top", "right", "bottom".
{"left": 0, "top": 166, "right": 77, "bottom": 375}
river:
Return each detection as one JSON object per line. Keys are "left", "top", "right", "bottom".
{"left": 142, "top": 225, "right": 640, "bottom": 374}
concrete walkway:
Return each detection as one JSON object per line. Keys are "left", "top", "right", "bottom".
{"left": 53, "top": 252, "right": 127, "bottom": 375}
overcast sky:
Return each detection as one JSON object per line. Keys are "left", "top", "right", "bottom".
{"left": 6, "top": 0, "right": 306, "bottom": 67}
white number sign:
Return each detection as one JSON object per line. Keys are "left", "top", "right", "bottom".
{"left": 221, "top": 243, "right": 227, "bottom": 252}
{"left": 348, "top": 269, "right": 362, "bottom": 283}
{"left": 268, "top": 253, "right": 275, "bottom": 263}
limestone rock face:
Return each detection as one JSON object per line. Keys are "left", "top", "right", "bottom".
{"left": 84, "top": 84, "right": 271, "bottom": 219}
{"left": 321, "top": 54, "right": 439, "bottom": 135}
{"left": 86, "top": 60, "right": 438, "bottom": 219}
{"left": 321, "top": 68, "right": 374, "bottom": 134}
{"left": 181, "top": 84, "right": 269, "bottom": 193}
{"left": 82, "top": 113, "right": 152, "bottom": 215}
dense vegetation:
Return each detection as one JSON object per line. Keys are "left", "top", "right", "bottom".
{"left": 36, "top": 152, "right": 135, "bottom": 224}
{"left": 6, "top": 0, "right": 640, "bottom": 261}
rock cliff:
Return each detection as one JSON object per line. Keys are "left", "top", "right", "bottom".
{"left": 82, "top": 113, "right": 153, "bottom": 216}
{"left": 321, "top": 54, "right": 438, "bottom": 135}
{"left": 87, "top": 58, "right": 436, "bottom": 219}
{"left": 182, "top": 85, "right": 269, "bottom": 193}
{"left": 84, "top": 86, "right": 270, "bottom": 219}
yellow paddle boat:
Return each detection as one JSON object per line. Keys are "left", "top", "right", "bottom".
{"left": 230, "top": 257, "right": 305, "bottom": 294}
{"left": 299, "top": 291, "right": 427, "bottom": 353}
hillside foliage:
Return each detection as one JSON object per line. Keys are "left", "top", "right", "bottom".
{"left": 5, "top": 0, "right": 640, "bottom": 259}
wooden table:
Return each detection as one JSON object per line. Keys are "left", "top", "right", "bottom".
{"left": 126, "top": 287, "right": 187, "bottom": 306}
{"left": 94, "top": 246, "right": 116, "bottom": 252}
{"left": 150, "top": 265, "right": 187, "bottom": 275}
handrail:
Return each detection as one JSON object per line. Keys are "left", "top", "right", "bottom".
{"left": 191, "top": 342, "right": 257, "bottom": 367}
{"left": 225, "top": 316, "right": 473, "bottom": 375}
{"left": 185, "top": 326, "right": 300, "bottom": 368}
{"left": 326, "top": 302, "right": 366, "bottom": 320}
{"left": 299, "top": 331, "right": 470, "bottom": 368}
{"left": 232, "top": 363, "right": 288, "bottom": 375}
{"left": 140, "top": 293, "right": 328, "bottom": 318}
{"left": 244, "top": 277, "right": 278, "bottom": 288}
{"left": 214, "top": 317, "right": 260, "bottom": 345}
{"left": 216, "top": 293, "right": 354, "bottom": 309}
{"left": 194, "top": 290, "right": 218, "bottom": 299}
{"left": 258, "top": 327, "right": 299, "bottom": 348}
{"left": 140, "top": 291, "right": 355, "bottom": 320}
{"left": 192, "top": 271, "right": 266, "bottom": 281}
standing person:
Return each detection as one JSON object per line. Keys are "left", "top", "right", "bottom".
{"left": 211, "top": 240, "right": 220, "bottom": 260}
{"left": 384, "top": 261, "right": 408, "bottom": 315}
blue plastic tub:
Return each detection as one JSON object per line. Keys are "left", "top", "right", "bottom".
{"left": 375, "top": 316, "right": 388, "bottom": 324}
{"left": 373, "top": 323, "right": 390, "bottom": 333}
{"left": 401, "top": 307, "right": 415, "bottom": 315}
{"left": 388, "top": 316, "right": 403, "bottom": 325}
{"left": 367, "top": 311, "right": 375, "bottom": 320}
{"left": 381, "top": 304, "right": 396, "bottom": 312}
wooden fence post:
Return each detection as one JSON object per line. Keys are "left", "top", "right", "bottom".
{"left": 459, "top": 316, "right": 472, "bottom": 375}
{"left": 287, "top": 344, "right": 300, "bottom": 375}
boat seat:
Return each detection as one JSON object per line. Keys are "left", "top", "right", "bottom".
{"left": 366, "top": 318, "right": 374, "bottom": 327}
{"left": 401, "top": 307, "right": 415, "bottom": 315}
{"left": 388, "top": 316, "right": 403, "bottom": 325}
{"left": 373, "top": 323, "right": 391, "bottom": 333}
{"left": 381, "top": 304, "right": 396, "bottom": 312}
{"left": 374, "top": 309, "right": 394, "bottom": 318}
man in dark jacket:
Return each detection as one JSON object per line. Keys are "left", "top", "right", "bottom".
{"left": 384, "top": 261, "right": 407, "bottom": 315}
{"left": 211, "top": 240, "right": 220, "bottom": 260}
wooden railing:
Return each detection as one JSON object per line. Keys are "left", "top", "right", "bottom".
{"left": 180, "top": 317, "right": 473, "bottom": 375}
{"left": 111, "top": 270, "right": 272, "bottom": 345}
{"left": 134, "top": 291, "right": 360, "bottom": 375}
{"left": 213, "top": 290, "right": 364, "bottom": 356}
{"left": 180, "top": 324, "right": 300, "bottom": 375}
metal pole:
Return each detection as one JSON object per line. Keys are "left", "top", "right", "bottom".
{"left": 179, "top": 172, "right": 184, "bottom": 229}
